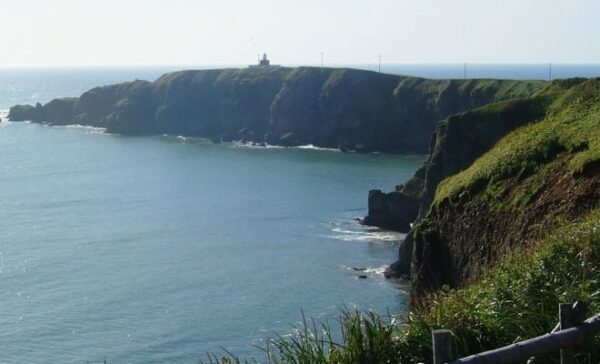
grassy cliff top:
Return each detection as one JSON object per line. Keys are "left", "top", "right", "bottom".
{"left": 434, "top": 78, "right": 600, "bottom": 206}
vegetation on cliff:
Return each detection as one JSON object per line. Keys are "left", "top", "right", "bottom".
{"left": 411, "top": 78, "right": 600, "bottom": 297}
{"left": 435, "top": 79, "right": 600, "bottom": 205}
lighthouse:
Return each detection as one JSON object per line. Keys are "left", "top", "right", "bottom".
{"left": 258, "top": 53, "right": 270, "bottom": 66}
{"left": 249, "top": 53, "right": 279, "bottom": 68}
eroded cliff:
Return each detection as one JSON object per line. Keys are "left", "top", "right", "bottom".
{"left": 379, "top": 78, "right": 600, "bottom": 300}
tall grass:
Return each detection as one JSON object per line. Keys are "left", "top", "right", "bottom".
{"left": 201, "top": 310, "right": 400, "bottom": 364}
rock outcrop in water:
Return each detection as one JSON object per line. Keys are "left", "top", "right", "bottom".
{"left": 8, "top": 67, "right": 545, "bottom": 154}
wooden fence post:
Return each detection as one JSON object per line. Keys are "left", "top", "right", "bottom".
{"left": 433, "top": 329, "right": 453, "bottom": 364}
{"left": 559, "top": 303, "right": 574, "bottom": 364}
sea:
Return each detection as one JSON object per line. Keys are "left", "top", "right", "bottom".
{"left": 0, "top": 63, "right": 598, "bottom": 363}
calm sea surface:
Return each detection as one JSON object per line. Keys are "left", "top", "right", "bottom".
{"left": 0, "top": 64, "right": 598, "bottom": 362}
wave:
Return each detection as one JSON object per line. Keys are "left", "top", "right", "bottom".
{"left": 343, "top": 265, "right": 389, "bottom": 278}
{"left": 160, "top": 134, "right": 227, "bottom": 146}
{"left": 296, "top": 144, "right": 340, "bottom": 152}
{"left": 232, "top": 141, "right": 284, "bottom": 150}
{"left": 61, "top": 124, "right": 107, "bottom": 134}
{"left": 232, "top": 141, "right": 341, "bottom": 152}
{"left": 329, "top": 226, "right": 405, "bottom": 243}
{"left": 0, "top": 116, "right": 108, "bottom": 135}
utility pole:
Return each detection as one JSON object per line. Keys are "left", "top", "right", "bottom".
{"left": 463, "top": 62, "right": 467, "bottom": 80}
{"left": 378, "top": 54, "right": 381, "bottom": 73}
{"left": 549, "top": 63, "right": 553, "bottom": 81}
{"left": 320, "top": 52, "right": 324, "bottom": 68}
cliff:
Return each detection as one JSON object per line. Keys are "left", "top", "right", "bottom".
{"left": 379, "top": 78, "right": 600, "bottom": 300}
{"left": 8, "top": 67, "right": 546, "bottom": 154}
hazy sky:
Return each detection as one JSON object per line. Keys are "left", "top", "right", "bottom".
{"left": 1, "top": 0, "right": 598, "bottom": 67}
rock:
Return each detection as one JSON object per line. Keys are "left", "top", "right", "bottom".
{"left": 8, "top": 104, "right": 37, "bottom": 121}
{"left": 358, "top": 275, "right": 368, "bottom": 279}
{"left": 383, "top": 231, "right": 414, "bottom": 279}
{"left": 362, "top": 190, "right": 419, "bottom": 232}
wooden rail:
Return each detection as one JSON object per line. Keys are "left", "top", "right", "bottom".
{"left": 432, "top": 303, "right": 600, "bottom": 364}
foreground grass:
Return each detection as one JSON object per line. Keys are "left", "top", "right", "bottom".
{"left": 206, "top": 209, "right": 600, "bottom": 363}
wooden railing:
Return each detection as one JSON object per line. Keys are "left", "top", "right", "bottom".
{"left": 432, "top": 302, "right": 600, "bottom": 364}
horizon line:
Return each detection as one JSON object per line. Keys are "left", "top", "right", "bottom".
{"left": 1, "top": 62, "right": 600, "bottom": 70}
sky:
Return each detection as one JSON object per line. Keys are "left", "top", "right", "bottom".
{"left": 0, "top": 0, "right": 599, "bottom": 67}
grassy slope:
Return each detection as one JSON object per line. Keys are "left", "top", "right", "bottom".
{"left": 435, "top": 79, "right": 600, "bottom": 206}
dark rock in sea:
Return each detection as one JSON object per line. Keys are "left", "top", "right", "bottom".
{"left": 9, "top": 104, "right": 38, "bottom": 122}
{"left": 362, "top": 189, "right": 420, "bottom": 232}
{"left": 358, "top": 275, "right": 368, "bottom": 279}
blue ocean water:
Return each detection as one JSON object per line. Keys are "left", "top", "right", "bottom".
{"left": 0, "top": 64, "right": 598, "bottom": 362}
{"left": 0, "top": 115, "right": 421, "bottom": 363}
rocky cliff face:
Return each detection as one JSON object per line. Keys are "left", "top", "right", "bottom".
{"left": 379, "top": 78, "right": 600, "bottom": 301}
{"left": 362, "top": 80, "right": 550, "bottom": 230}
{"left": 8, "top": 67, "right": 546, "bottom": 154}
{"left": 379, "top": 94, "right": 554, "bottom": 277}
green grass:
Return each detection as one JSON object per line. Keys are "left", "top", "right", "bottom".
{"left": 435, "top": 79, "right": 600, "bottom": 206}
{"left": 201, "top": 310, "right": 400, "bottom": 364}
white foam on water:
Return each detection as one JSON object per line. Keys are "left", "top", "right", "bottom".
{"left": 232, "top": 141, "right": 285, "bottom": 150}
{"left": 345, "top": 265, "right": 388, "bottom": 275}
{"left": 61, "top": 124, "right": 107, "bottom": 134}
{"left": 231, "top": 141, "right": 341, "bottom": 152}
{"left": 329, "top": 226, "right": 405, "bottom": 243}
{"left": 296, "top": 144, "right": 340, "bottom": 152}
{"left": 342, "top": 265, "right": 391, "bottom": 283}
{"left": 364, "top": 266, "right": 388, "bottom": 275}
